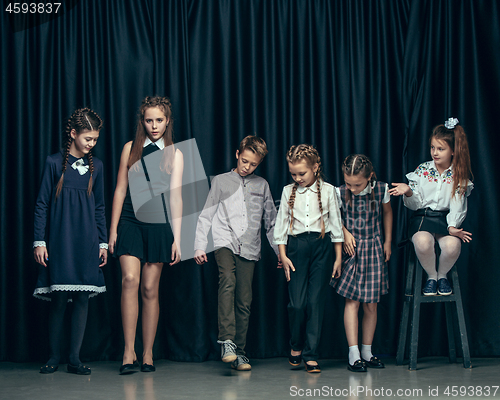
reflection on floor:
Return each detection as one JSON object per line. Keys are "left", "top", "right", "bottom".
{"left": 1, "top": 357, "right": 499, "bottom": 400}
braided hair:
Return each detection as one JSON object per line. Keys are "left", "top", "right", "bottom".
{"left": 341, "top": 154, "right": 376, "bottom": 209}
{"left": 128, "top": 96, "right": 174, "bottom": 172}
{"left": 55, "top": 108, "right": 103, "bottom": 198}
{"left": 286, "top": 144, "right": 326, "bottom": 238}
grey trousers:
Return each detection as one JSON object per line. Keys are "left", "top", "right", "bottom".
{"left": 215, "top": 247, "right": 256, "bottom": 355}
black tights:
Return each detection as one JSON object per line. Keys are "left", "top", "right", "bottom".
{"left": 46, "top": 291, "right": 89, "bottom": 366}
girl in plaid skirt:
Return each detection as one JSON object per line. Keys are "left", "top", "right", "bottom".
{"left": 332, "top": 154, "right": 393, "bottom": 372}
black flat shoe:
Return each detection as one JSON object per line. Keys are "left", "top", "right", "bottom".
{"left": 119, "top": 360, "right": 139, "bottom": 375}
{"left": 362, "top": 356, "right": 385, "bottom": 368}
{"left": 347, "top": 359, "right": 367, "bottom": 372}
{"left": 40, "top": 364, "right": 58, "bottom": 374}
{"left": 67, "top": 363, "right": 91, "bottom": 375}
{"left": 305, "top": 362, "right": 321, "bottom": 373}
{"left": 289, "top": 351, "right": 302, "bottom": 367}
{"left": 141, "top": 363, "right": 156, "bottom": 372}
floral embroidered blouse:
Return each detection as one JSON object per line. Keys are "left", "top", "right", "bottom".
{"left": 403, "top": 161, "right": 473, "bottom": 229}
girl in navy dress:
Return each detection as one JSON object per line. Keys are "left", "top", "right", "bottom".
{"left": 390, "top": 118, "right": 473, "bottom": 296}
{"left": 333, "top": 154, "right": 393, "bottom": 372}
{"left": 109, "top": 96, "right": 183, "bottom": 374}
{"left": 274, "top": 144, "right": 343, "bottom": 373}
{"left": 33, "top": 108, "right": 107, "bottom": 375}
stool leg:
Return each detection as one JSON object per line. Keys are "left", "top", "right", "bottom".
{"left": 445, "top": 302, "right": 457, "bottom": 363}
{"left": 450, "top": 267, "right": 472, "bottom": 368}
{"left": 409, "top": 256, "right": 423, "bottom": 371}
{"left": 397, "top": 246, "right": 416, "bottom": 365}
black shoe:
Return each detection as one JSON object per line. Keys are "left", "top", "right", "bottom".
{"left": 347, "top": 359, "right": 367, "bottom": 372}
{"left": 119, "top": 360, "right": 139, "bottom": 375}
{"left": 361, "top": 356, "right": 385, "bottom": 368}
{"left": 422, "top": 279, "right": 438, "bottom": 296}
{"left": 141, "top": 363, "right": 156, "bottom": 372}
{"left": 437, "top": 278, "right": 452, "bottom": 295}
{"left": 305, "top": 362, "right": 321, "bottom": 373}
{"left": 67, "top": 364, "right": 91, "bottom": 375}
{"left": 40, "top": 364, "right": 58, "bottom": 374}
{"left": 289, "top": 351, "right": 302, "bottom": 367}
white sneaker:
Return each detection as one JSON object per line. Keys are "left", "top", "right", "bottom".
{"left": 217, "top": 339, "right": 237, "bottom": 363}
{"left": 231, "top": 355, "right": 251, "bottom": 371}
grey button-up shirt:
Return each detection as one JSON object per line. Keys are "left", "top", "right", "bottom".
{"left": 194, "top": 170, "right": 278, "bottom": 261}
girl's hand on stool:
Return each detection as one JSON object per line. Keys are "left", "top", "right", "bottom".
{"left": 448, "top": 226, "right": 472, "bottom": 243}
{"left": 343, "top": 231, "right": 356, "bottom": 256}
{"left": 281, "top": 256, "right": 295, "bottom": 282}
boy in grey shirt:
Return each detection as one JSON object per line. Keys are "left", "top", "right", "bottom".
{"left": 194, "top": 136, "right": 279, "bottom": 370}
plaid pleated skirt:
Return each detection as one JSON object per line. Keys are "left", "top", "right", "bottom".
{"left": 333, "top": 235, "right": 388, "bottom": 303}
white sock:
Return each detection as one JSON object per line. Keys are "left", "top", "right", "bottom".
{"left": 361, "top": 344, "right": 373, "bottom": 361}
{"left": 348, "top": 345, "right": 360, "bottom": 365}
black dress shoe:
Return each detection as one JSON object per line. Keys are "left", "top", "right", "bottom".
{"left": 347, "top": 359, "right": 367, "bottom": 372}
{"left": 40, "top": 364, "right": 58, "bottom": 374}
{"left": 289, "top": 351, "right": 302, "bottom": 367}
{"left": 119, "top": 360, "right": 139, "bottom": 375}
{"left": 305, "top": 362, "right": 321, "bottom": 373}
{"left": 141, "top": 363, "right": 156, "bottom": 372}
{"left": 362, "top": 356, "right": 385, "bottom": 368}
{"left": 67, "top": 364, "right": 91, "bottom": 375}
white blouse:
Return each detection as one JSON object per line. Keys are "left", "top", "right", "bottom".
{"left": 273, "top": 180, "right": 344, "bottom": 245}
{"left": 335, "top": 181, "right": 391, "bottom": 204}
{"left": 403, "top": 161, "right": 473, "bottom": 229}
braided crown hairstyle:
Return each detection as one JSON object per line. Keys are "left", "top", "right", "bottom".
{"left": 286, "top": 144, "right": 325, "bottom": 238}
{"left": 128, "top": 96, "right": 174, "bottom": 172}
{"left": 55, "top": 108, "right": 103, "bottom": 198}
{"left": 431, "top": 124, "right": 472, "bottom": 196}
{"left": 341, "top": 154, "right": 377, "bottom": 209}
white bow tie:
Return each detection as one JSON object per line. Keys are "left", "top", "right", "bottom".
{"left": 71, "top": 159, "right": 89, "bottom": 175}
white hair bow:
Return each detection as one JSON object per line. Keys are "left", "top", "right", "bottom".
{"left": 444, "top": 117, "right": 459, "bottom": 130}
{"left": 71, "top": 159, "right": 89, "bottom": 175}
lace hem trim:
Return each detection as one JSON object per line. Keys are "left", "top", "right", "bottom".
{"left": 33, "top": 241, "right": 46, "bottom": 248}
{"left": 33, "top": 285, "right": 106, "bottom": 301}
{"left": 99, "top": 243, "right": 109, "bottom": 249}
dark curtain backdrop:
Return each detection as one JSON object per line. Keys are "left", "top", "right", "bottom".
{"left": 1, "top": 0, "right": 499, "bottom": 363}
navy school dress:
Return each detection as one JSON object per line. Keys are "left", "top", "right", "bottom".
{"left": 333, "top": 181, "right": 389, "bottom": 303}
{"left": 114, "top": 142, "right": 174, "bottom": 263}
{"left": 33, "top": 151, "right": 107, "bottom": 300}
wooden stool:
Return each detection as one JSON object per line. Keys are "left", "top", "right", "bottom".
{"left": 396, "top": 243, "right": 471, "bottom": 370}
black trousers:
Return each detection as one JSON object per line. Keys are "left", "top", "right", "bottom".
{"left": 286, "top": 232, "right": 333, "bottom": 362}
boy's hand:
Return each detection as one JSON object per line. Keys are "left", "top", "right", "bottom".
{"left": 343, "top": 230, "right": 356, "bottom": 256}
{"left": 194, "top": 249, "right": 208, "bottom": 265}
{"left": 332, "top": 260, "right": 342, "bottom": 279}
{"left": 281, "top": 256, "right": 295, "bottom": 282}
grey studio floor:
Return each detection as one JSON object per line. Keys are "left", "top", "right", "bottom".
{"left": 1, "top": 357, "right": 500, "bottom": 400}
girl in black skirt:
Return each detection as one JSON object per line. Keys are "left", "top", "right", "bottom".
{"left": 109, "top": 96, "right": 183, "bottom": 374}
{"left": 390, "top": 118, "right": 473, "bottom": 296}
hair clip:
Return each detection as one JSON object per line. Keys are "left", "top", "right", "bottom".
{"left": 444, "top": 117, "right": 459, "bottom": 130}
